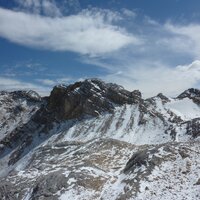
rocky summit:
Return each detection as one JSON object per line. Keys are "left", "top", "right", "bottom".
{"left": 0, "top": 79, "right": 199, "bottom": 200}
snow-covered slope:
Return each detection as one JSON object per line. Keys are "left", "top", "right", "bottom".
{"left": 0, "top": 79, "right": 199, "bottom": 200}
{"left": 1, "top": 139, "right": 199, "bottom": 200}
{"left": 50, "top": 93, "right": 200, "bottom": 145}
{"left": 53, "top": 104, "right": 171, "bottom": 145}
{"left": 166, "top": 98, "right": 200, "bottom": 120}
{"left": 0, "top": 91, "right": 41, "bottom": 140}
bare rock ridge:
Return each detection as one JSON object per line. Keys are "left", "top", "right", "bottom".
{"left": 178, "top": 88, "right": 200, "bottom": 99}
{"left": 0, "top": 79, "right": 199, "bottom": 200}
{"left": 177, "top": 88, "right": 200, "bottom": 104}
{"left": 47, "top": 79, "right": 142, "bottom": 120}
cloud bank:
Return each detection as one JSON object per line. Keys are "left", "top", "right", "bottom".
{"left": 0, "top": 7, "right": 139, "bottom": 56}
{"left": 103, "top": 60, "right": 200, "bottom": 97}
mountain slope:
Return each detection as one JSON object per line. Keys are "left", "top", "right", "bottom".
{"left": 0, "top": 139, "right": 199, "bottom": 200}
{"left": 0, "top": 79, "right": 199, "bottom": 199}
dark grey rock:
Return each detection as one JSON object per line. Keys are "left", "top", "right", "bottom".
{"left": 30, "top": 171, "right": 68, "bottom": 200}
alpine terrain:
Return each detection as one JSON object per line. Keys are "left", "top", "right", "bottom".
{"left": 0, "top": 79, "right": 199, "bottom": 200}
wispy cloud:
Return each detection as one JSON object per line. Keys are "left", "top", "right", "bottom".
{"left": 1, "top": 61, "right": 47, "bottom": 77}
{"left": 14, "top": 0, "right": 62, "bottom": 17}
{"left": 121, "top": 8, "right": 136, "bottom": 18}
{"left": 36, "top": 77, "right": 74, "bottom": 86}
{"left": 14, "top": 0, "right": 81, "bottom": 16}
{"left": 164, "top": 22, "right": 200, "bottom": 58}
{"left": 36, "top": 79, "right": 56, "bottom": 86}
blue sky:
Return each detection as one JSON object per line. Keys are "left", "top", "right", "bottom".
{"left": 1, "top": 0, "right": 200, "bottom": 97}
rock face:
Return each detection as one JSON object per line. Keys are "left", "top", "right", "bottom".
{"left": 123, "top": 148, "right": 161, "bottom": 174}
{"left": 0, "top": 79, "right": 200, "bottom": 200}
{"left": 0, "top": 90, "right": 41, "bottom": 140}
{"left": 178, "top": 88, "right": 200, "bottom": 104}
{"left": 186, "top": 118, "right": 200, "bottom": 138}
{"left": 48, "top": 79, "right": 142, "bottom": 120}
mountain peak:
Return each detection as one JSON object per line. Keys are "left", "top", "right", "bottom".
{"left": 48, "top": 79, "right": 142, "bottom": 120}
{"left": 156, "top": 93, "right": 170, "bottom": 102}
{"left": 177, "top": 88, "right": 200, "bottom": 100}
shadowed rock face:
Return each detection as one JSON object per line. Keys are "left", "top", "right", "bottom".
{"left": 47, "top": 79, "right": 142, "bottom": 120}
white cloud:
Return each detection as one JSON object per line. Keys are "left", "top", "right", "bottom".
{"left": 0, "top": 77, "right": 50, "bottom": 96}
{"left": 102, "top": 60, "right": 200, "bottom": 98}
{"left": 0, "top": 7, "right": 139, "bottom": 56}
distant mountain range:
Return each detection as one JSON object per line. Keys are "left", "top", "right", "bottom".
{"left": 0, "top": 79, "right": 199, "bottom": 200}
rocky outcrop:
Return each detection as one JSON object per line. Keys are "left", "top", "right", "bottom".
{"left": 177, "top": 88, "right": 200, "bottom": 104}
{"left": 178, "top": 88, "right": 200, "bottom": 99}
{"left": 121, "top": 142, "right": 200, "bottom": 200}
{"left": 47, "top": 79, "right": 142, "bottom": 120}
{"left": 156, "top": 93, "right": 170, "bottom": 103}
{"left": 123, "top": 148, "right": 160, "bottom": 174}
{"left": 30, "top": 171, "right": 69, "bottom": 200}
{"left": 185, "top": 118, "right": 200, "bottom": 138}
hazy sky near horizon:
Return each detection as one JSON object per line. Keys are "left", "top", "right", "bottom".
{"left": 1, "top": 0, "right": 200, "bottom": 97}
